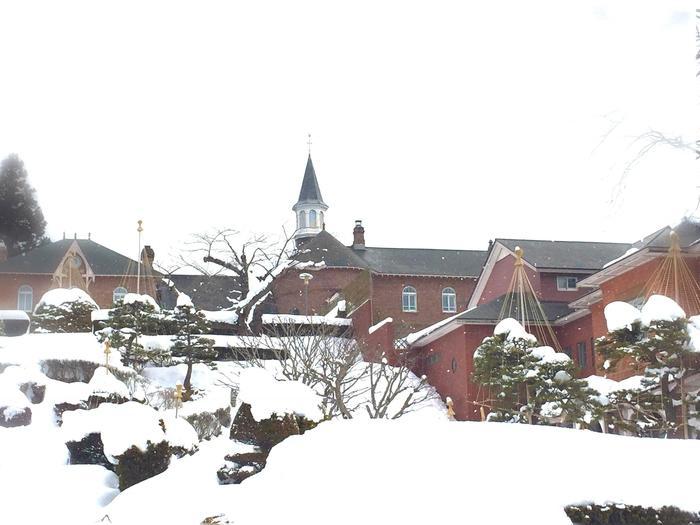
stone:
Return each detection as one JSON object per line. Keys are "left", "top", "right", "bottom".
{"left": 19, "top": 382, "right": 46, "bottom": 404}
{"left": 0, "top": 406, "right": 31, "bottom": 427}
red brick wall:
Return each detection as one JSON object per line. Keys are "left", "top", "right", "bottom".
{"left": 539, "top": 273, "right": 596, "bottom": 302}
{"left": 370, "top": 274, "right": 477, "bottom": 333}
{"left": 272, "top": 267, "right": 362, "bottom": 315}
{"left": 0, "top": 273, "right": 157, "bottom": 310}
{"left": 415, "top": 324, "right": 493, "bottom": 421}
{"left": 554, "top": 314, "right": 595, "bottom": 376}
{"left": 477, "top": 254, "right": 541, "bottom": 305}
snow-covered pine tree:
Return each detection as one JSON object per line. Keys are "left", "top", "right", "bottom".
{"left": 473, "top": 319, "right": 600, "bottom": 426}
{"left": 598, "top": 295, "right": 698, "bottom": 437}
{"left": 0, "top": 154, "right": 48, "bottom": 256}
{"left": 31, "top": 289, "right": 98, "bottom": 333}
{"left": 169, "top": 294, "right": 216, "bottom": 400}
{"left": 525, "top": 346, "right": 601, "bottom": 426}
{"left": 472, "top": 319, "right": 539, "bottom": 423}
{"left": 97, "top": 295, "right": 167, "bottom": 371}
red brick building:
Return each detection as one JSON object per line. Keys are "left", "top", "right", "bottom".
{"left": 403, "top": 219, "right": 700, "bottom": 420}
{"left": 0, "top": 236, "right": 237, "bottom": 312}
{"left": 272, "top": 155, "right": 487, "bottom": 334}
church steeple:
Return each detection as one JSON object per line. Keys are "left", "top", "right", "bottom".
{"left": 293, "top": 154, "right": 328, "bottom": 247}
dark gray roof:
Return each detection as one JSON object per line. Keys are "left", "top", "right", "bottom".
{"left": 294, "top": 155, "right": 325, "bottom": 207}
{"left": 497, "top": 238, "right": 632, "bottom": 271}
{"left": 0, "top": 239, "right": 144, "bottom": 276}
{"left": 293, "top": 230, "right": 369, "bottom": 269}
{"left": 162, "top": 274, "right": 240, "bottom": 310}
{"left": 358, "top": 247, "right": 486, "bottom": 277}
{"left": 458, "top": 293, "right": 574, "bottom": 323}
{"left": 636, "top": 218, "right": 700, "bottom": 251}
{"left": 292, "top": 231, "right": 486, "bottom": 277}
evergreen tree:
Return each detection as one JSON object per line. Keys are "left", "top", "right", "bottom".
{"left": 169, "top": 295, "right": 216, "bottom": 400}
{"left": 473, "top": 319, "right": 600, "bottom": 426}
{"left": 0, "top": 154, "right": 48, "bottom": 256}
{"left": 32, "top": 292, "right": 98, "bottom": 333}
{"left": 97, "top": 295, "right": 167, "bottom": 371}
{"left": 598, "top": 302, "right": 697, "bottom": 437}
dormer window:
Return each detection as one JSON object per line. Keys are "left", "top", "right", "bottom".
{"left": 556, "top": 276, "right": 578, "bottom": 291}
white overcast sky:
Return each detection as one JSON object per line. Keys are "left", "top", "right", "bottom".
{"left": 0, "top": 1, "right": 697, "bottom": 267}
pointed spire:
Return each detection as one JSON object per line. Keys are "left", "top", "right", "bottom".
{"left": 294, "top": 155, "right": 326, "bottom": 208}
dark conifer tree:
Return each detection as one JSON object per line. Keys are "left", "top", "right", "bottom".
{"left": 0, "top": 154, "right": 48, "bottom": 256}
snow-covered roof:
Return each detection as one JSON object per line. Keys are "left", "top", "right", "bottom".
{"left": 0, "top": 310, "right": 30, "bottom": 321}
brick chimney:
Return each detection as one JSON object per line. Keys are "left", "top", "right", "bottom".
{"left": 141, "top": 245, "right": 155, "bottom": 267}
{"left": 352, "top": 220, "right": 365, "bottom": 250}
{"left": 0, "top": 240, "right": 7, "bottom": 263}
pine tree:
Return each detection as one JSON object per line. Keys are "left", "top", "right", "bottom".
{"left": 473, "top": 320, "right": 600, "bottom": 426}
{"left": 598, "top": 313, "right": 696, "bottom": 437}
{"left": 32, "top": 297, "right": 97, "bottom": 333}
{"left": 169, "top": 297, "right": 216, "bottom": 400}
{"left": 0, "top": 154, "right": 48, "bottom": 256}
{"left": 97, "top": 296, "right": 167, "bottom": 371}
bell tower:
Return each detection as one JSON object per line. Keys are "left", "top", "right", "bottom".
{"left": 293, "top": 153, "right": 328, "bottom": 247}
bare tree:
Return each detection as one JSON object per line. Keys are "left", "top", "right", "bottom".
{"left": 232, "top": 319, "right": 439, "bottom": 419}
{"left": 181, "top": 228, "right": 299, "bottom": 333}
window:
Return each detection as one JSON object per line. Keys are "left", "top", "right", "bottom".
{"left": 577, "top": 341, "right": 587, "bottom": 369}
{"left": 113, "top": 286, "right": 127, "bottom": 304}
{"left": 563, "top": 346, "right": 572, "bottom": 358}
{"left": 299, "top": 211, "right": 307, "bottom": 228}
{"left": 402, "top": 286, "right": 417, "bottom": 312}
{"left": 442, "top": 287, "right": 457, "bottom": 313}
{"left": 319, "top": 211, "right": 324, "bottom": 228}
{"left": 17, "top": 285, "right": 33, "bottom": 312}
{"left": 309, "top": 210, "right": 317, "bottom": 228}
{"left": 556, "top": 276, "right": 578, "bottom": 291}
{"left": 425, "top": 353, "right": 440, "bottom": 366}
{"left": 450, "top": 357, "right": 458, "bottom": 372}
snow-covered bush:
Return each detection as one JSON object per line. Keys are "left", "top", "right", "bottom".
{"left": 184, "top": 408, "right": 231, "bottom": 441}
{"left": 597, "top": 295, "right": 699, "bottom": 437}
{"left": 564, "top": 503, "right": 699, "bottom": 524}
{"left": 473, "top": 318, "right": 599, "bottom": 425}
{"left": 32, "top": 288, "right": 98, "bottom": 333}
{"left": 40, "top": 358, "right": 99, "bottom": 383}
{"left": 96, "top": 294, "right": 169, "bottom": 371}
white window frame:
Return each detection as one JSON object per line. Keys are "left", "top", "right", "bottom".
{"left": 556, "top": 276, "right": 578, "bottom": 291}
{"left": 441, "top": 287, "right": 457, "bottom": 313}
{"left": 113, "top": 286, "right": 128, "bottom": 304}
{"left": 17, "top": 285, "right": 33, "bottom": 312}
{"left": 402, "top": 286, "right": 417, "bottom": 312}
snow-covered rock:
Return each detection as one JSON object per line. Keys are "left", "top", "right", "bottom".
{"left": 238, "top": 368, "right": 322, "bottom": 422}
{"left": 604, "top": 301, "right": 642, "bottom": 332}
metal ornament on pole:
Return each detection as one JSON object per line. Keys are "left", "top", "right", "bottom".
{"left": 299, "top": 272, "right": 314, "bottom": 315}
{"left": 136, "top": 220, "right": 143, "bottom": 294}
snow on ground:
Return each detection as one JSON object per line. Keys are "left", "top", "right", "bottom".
{"left": 104, "top": 420, "right": 700, "bottom": 525}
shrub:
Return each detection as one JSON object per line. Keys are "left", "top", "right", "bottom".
{"left": 185, "top": 407, "right": 232, "bottom": 441}
{"left": 65, "top": 432, "right": 113, "bottom": 471}
{"left": 31, "top": 289, "right": 98, "bottom": 333}
{"left": 230, "top": 403, "right": 300, "bottom": 451}
{"left": 565, "top": 504, "right": 700, "bottom": 525}
{"left": 40, "top": 359, "right": 98, "bottom": 383}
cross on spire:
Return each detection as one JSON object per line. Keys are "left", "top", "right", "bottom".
{"left": 307, "top": 133, "right": 312, "bottom": 155}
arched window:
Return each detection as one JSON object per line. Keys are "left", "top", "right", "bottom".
{"left": 299, "top": 210, "right": 307, "bottom": 228}
{"left": 17, "top": 285, "right": 33, "bottom": 312}
{"left": 402, "top": 286, "right": 417, "bottom": 312}
{"left": 113, "top": 286, "right": 127, "bottom": 304}
{"left": 319, "top": 211, "right": 324, "bottom": 228}
{"left": 442, "top": 287, "right": 457, "bottom": 313}
{"left": 309, "top": 210, "right": 318, "bottom": 228}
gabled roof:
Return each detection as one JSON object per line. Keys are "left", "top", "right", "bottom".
{"left": 457, "top": 293, "right": 574, "bottom": 324}
{"left": 636, "top": 218, "right": 700, "bottom": 251}
{"left": 497, "top": 239, "right": 633, "bottom": 271}
{"left": 0, "top": 239, "right": 144, "bottom": 276}
{"left": 292, "top": 231, "right": 487, "bottom": 277}
{"left": 357, "top": 247, "right": 487, "bottom": 277}
{"left": 293, "top": 155, "right": 326, "bottom": 208}
{"left": 293, "top": 230, "right": 369, "bottom": 269}
{"left": 162, "top": 274, "right": 240, "bottom": 310}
